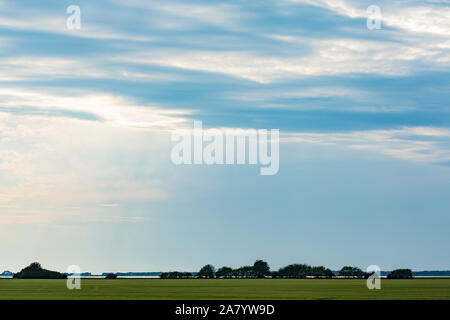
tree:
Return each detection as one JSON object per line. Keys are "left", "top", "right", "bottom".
{"left": 105, "top": 273, "right": 117, "bottom": 279}
{"left": 311, "top": 266, "right": 334, "bottom": 278}
{"left": 339, "top": 266, "right": 366, "bottom": 278}
{"left": 233, "top": 266, "right": 254, "bottom": 278}
{"left": 160, "top": 271, "right": 192, "bottom": 279}
{"left": 13, "top": 262, "right": 67, "bottom": 279}
{"left": 253, "top": 260, "right": 270, "bottom": 278}
{"left": 387, "top": 269, "right": 413, "bottom": 279}
{"left": 270, "top": 271, "right": 279, "bottom": 278}
{"left": 198, "top": 264, "right": 215, "bottom": 278}
{"left": 29, "top": 262, "right": 42, "bottom": 269}
{"left": 216, "top": 267, "right": 233, "bottom": 278}
{"left": 323, "top": 268, "right": 335, "bottom": 278}
{"left": 277, "top": 264, "right": 311, "bottom": 278}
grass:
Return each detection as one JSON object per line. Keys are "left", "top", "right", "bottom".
{"left": 0, "top": 279, "right": 449, "bottom": 300}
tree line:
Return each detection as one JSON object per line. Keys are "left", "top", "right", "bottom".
{"left": 10, "top": 261, "right": 413, "bottom": 279}
{"left": 161, "top": 260, "right": 413, "bottom": 279}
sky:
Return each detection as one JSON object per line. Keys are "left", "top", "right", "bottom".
{"left": 0, "top": 0, "right": 449, "bottom": 273}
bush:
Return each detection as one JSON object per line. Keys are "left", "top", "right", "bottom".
{"left": 13, "top": 262, "right": 67, "bottom": 279}
{"left": 105, "top": 273, "right": 118, "bottom": 279}
{"left": 387, "top": 269, "right": 413, "bottom": 279}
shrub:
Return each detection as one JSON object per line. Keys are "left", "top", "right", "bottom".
{"left": 387, "top": 269, "right": 413, "bottom": 279}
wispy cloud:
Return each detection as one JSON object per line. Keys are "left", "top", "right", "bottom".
{"left": 289, "top": 0, "right": 450, "bottom": 36}
{"left": 0, "top": 87, "right": 190, "bottom": 129}
{"left": 121, "top": 34, "right": 448, "bottom": 83}
{"left": 0, "top": 109, "right": 170, "bottom": 225}
{"left": 0, "top": 56, "right": 182, "bottom": 83}
{"left": 0, "top": 3, "right": 153, "bottom": 41}
{"left": 115, "top": 0, "right": 247, "bottom": 30}
{"left": 284, "top": 127, "right": 450, "bottom": 165}
{"left": 0, "top": 0, "right": 448, "bottom": 230}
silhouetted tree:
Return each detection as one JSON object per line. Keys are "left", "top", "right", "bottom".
{"left": 270, "top": 271, "right": 279, "bottom": 278}
{"left": 339, "top": 266, "right": 366, "bottom": 278}
{"left": 216, "top": 267, "right": 233, "bottom": 278}
{"left": 198, "top": 264, "right": 215, "bottom": 278}
{"left": 233, "top": 266, "right": 255, "bottom": 278}
{"left": 253, "top": 260, "right": 270, "bottom": 278}
{"left": 13, "top": 262, "right": 67, "bottom": 279}
{"left": 277, "top": 264, "right": 311, "bottom": 278}
{"left": 324, "top": 268, "right": 335, "bottom": 278}
{"left": 160, "top": 271, "right": 192, "bottom": 279}
{"left": 387, "top": 269, "right": 413, "bottom": 279}
{"left": 311, "top": 266, "right": 334, "bottom": 278}
{"left": 105, "top": 273, "right": 117, "bottom": 279}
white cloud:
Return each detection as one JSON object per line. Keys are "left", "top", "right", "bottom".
{"left": 0, "top": 88, "right": 190, "bottom": 224}
{"left": 290, "top": 0, "right": 450, "bottom": 36}
{"left": 284, "top": 127, "right": 450, "bottom": 164}
{"left": 1, "top": 1, "right": 447, "bottom": 85}
{"left": 0, "top": 87, "right": 190, "bottom": 130}
{"left": 0, "top": 0, "right": 448, "bottom": 227}
{"left": 0, "top": 56, "right": 181, "bottom": 83}
{"left": 123, "top": 34, "right": 448, "bottom": 83}
{"left": 115, "top": 0, "right": 245, "bottom": 30}
{"left": 0, "top": 110, "right": 171, "bottom": 224}
{"left": 386, "top": 5, "right": 450, "bottom": 36}
{"left": 0, "top": 13, "right": 153, "bottom": 41}
{"left": 232, "top": 86, "right": 368, "bottom": 101}
{"left": 0, "top": 57, "right": 108, "bottom": 81}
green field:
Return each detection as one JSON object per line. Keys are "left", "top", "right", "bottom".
{"left": 0, "top": 279, "right": 449, "bottom": 300}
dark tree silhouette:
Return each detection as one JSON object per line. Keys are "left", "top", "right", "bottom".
{"left": 198, "top": 264, "right": 215, "bottom": 278}
{"left": 216, "top": 267, "right": 233, "bottom": 278}
{"left": 160, "top": 272, "right": 192, "bottom": 279}
{"left": 311, "top": 266, "right": 334, "bottom": 278}
{"left": 277, "top": 264, "right": 311, "bottom": 278}
{"left": 233, "top": 266, "right": 254, "bottom": 278}
{"left": 13, "top": 262, "right": 67, "bottom": 279}
{"left": 387, "top": 269, "right": 413, "bottom": 279}
{"left": 253, "top": 260, "right": 270, "bottom": 278}
{"left": 339, "top": 266, "right": 366, "bottom": 278}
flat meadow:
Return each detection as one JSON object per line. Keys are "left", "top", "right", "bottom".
{"left": 0, "top": 279, "right": 449, "bottom": 300}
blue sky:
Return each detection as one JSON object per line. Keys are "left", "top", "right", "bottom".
{"left": 0, "top": 0, "right": 449, "bottom": 273}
